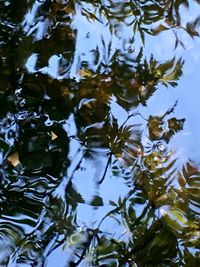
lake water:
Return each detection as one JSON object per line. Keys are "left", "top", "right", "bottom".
{"left": 0, "top": 1, "right": 200, "bottom": 266}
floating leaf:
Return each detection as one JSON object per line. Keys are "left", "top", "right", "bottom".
{"left": 7, "top": 152, "right": 20, "bottom": 167}
{"left": 79, "top": 69, "right": 94, "bottom": 78}
{"left": 51, "top": 131, "right": 58, "bottom": 140}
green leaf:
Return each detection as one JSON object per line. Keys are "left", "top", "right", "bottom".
{"left": 90, "top": 195, "right": 104, "bottom": 206}
{"left": 109, "top": 200, "right": 118, "bottom": 207}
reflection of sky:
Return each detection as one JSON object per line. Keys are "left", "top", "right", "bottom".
{"left": 21, "top": 1, "right": 200, "bottom": 266}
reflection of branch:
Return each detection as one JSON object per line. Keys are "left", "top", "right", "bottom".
{"left": 162, "top": 100, "right": 178, "bottom": 118}
{"left": 68, "top": 150, "right": 86, "bottom": 182}
{"left": 49, "top": 148, "right": 86, "bottom": 198}
{"left": 98, "top": 187, "right": 136, "bottom": 229}
{"left": 45, "top": 233, "right": 65, "bottom": 258}
{"left": 135, "top": 112, "right": 148, "bottom": 121}
{"left": 98, "top": 206, "right": 120, "bottom": 229}
{"left": 97, "top": 152, "right": 112, "bottom": 184}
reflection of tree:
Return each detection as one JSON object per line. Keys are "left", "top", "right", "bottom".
{"left": 93, "top": 158, "right": 200, "bottom": 266}
{"left": 0, "top": 0, "right": 200, "bottom": 266}
{"left": 72, "top": 0, "right": 200, "bottom": 46}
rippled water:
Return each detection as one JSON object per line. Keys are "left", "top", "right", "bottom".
{"left": 0, "top": 1, "right": 200, "bottom": 266}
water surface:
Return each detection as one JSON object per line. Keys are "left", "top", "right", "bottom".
{"left": 0, "top": 1, "right": 200, "bottom": 266}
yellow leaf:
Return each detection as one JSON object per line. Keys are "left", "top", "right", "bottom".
{"left": 51, "top": 131, "right": 58, "bottom": 140}
{"left": 79, "top": 69, "right": 93, "bottom": 78}
{"left": 7, "top": 152, "right": 20, "bottom": 167}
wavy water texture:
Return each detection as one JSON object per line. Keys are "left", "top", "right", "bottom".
{"left": 0, "top": 0, "right": 200, "bottom": 266}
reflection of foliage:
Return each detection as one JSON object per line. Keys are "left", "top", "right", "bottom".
{"left": 74, "top": 0, "right": 200, "bottom": 45}
{"left": 92, "top": 158, "right": 200, "bottom": 266}
{"left": 0, "top": 0, "right": 200, "bottom": 266}
{"left": 112, "top": 49, "right": 184, "bottom": 110}
{"left": 158, "top": 58, "right": 184, "bottom": 87}
{"left": 148, "top": 101, "right": 185, "bottom": 141}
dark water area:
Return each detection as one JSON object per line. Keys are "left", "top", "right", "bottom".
{"left": 0, "top": 1, "right": 200, "bottom": 266}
